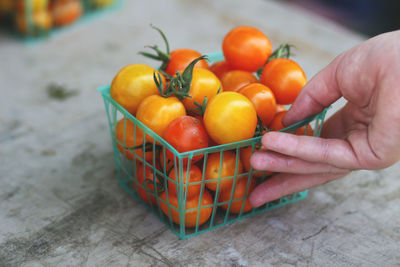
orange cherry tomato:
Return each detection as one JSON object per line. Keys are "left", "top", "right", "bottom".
{"left": 159, "top": 189, "right": 213, "bottom": 227}
{"left": 168, "top": 165, "right": 202, "bottom": 199}
{"left": 268, "top": 111, "right": 314, "bottom": 136}
{"left": 240, "top": 146, "right": 273, "bottom": 178}
{"left": 165, "top": 49, "right": 209, "bottom": 76}
{"left": 134, "top": 163, "right": 162, "bottom": 206}
{"left": 260, "top": 58, "right": 307, "bottom": 105}
{"left": 205, "top": 151, "right": 243, "bottom": 192}
{"left": 221, "top": 70, "right": 258, "bottom": 92}
{"left": 51, "top": 0, "right": 83, "bottom": 27}
{"left": 219, "top": 177, "right": 256, "bottom": 214}
{"left": 238, "top": 83, "right": 277, "bottom": 126}
{"left": 115, "top": 119, "right": 156, "bottom": 162}
{"left": 181, "top": 68, "right": 222, "bottom": 111}
{"left": 203, "top": 92, "right": 257, "bottom": 145}
{"left": 209, "top": 60, "right": 233, "bottom": 80}
{"left": 163, "top": 116, "right": 209, "bottom": 164}
{"left": 111, "top": 64, "right": 164, "bottom": 115}
{"left": 136, "top": 95, "right": 186, "bottom": 142}
{"left": 223, "top": 26, "right": 272, "bottom": 72}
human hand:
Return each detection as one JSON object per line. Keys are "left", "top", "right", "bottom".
{"left": 249, "top": 30, "right": 400, "bottom": 207}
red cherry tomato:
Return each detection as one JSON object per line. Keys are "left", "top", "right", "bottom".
{"left": 163, "top": 116, "right": 209, "bottom": 163}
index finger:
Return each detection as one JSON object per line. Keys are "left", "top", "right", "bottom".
{"left": 283, "top": 54, "right": 343, "bottom": 126}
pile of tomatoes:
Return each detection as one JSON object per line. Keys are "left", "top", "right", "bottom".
{"left": 110, "top": 25, "right": 312, "bottom": 228}
{"left": 0, "top": 0, "right": 115, "bottom": 36}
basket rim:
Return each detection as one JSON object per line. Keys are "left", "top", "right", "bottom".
{"left": 98, "top": 84, "right": 329, "bottom": 158}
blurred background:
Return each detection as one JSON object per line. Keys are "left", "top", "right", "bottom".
{"left": 283, "top": 0, "right": 400, "bottom": 36}
{"left": 1, "top": 0, "right": 400, "bottom": 265}
{"left": 0, "top": 0, "right": 399, "bottom": 40}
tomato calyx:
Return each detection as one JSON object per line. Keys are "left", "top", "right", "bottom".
{"left": 153, "top": 56, "right": 208, "bottom": 101}
{"left": 139, "top": 24, "right": 171, "bottom": 70}
{"left": 125, "top": 142, "right": 162, "bottom": 152}
{"left": 268, "top": 43, "right": 293, "bottom": 61}
{"left": 256, "top": 43, "right": 293, "bottom": 77}
{"left": 144, "top": 177, "right": 165, "bottom": 193}
{"left": 254, "top": 115, "right": 269, "bottom": 137}
{"left": 191, "top": 96, "right": 208, "bottom": 116}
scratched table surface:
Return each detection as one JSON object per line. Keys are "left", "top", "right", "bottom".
{"left": 1, "top": 0, "right": 400, "bottom": 266}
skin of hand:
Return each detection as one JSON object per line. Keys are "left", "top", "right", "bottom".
{"left": 249, "top": 30, "right": 400, "bottom": 207}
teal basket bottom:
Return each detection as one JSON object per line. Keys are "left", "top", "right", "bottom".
{"left": 118, "top": 169, "right": 308, "bottom": 240}
{"left": 98, "top": 51, "right": 327, "bottom": 239}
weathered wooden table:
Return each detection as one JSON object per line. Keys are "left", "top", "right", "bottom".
{"left": 1, "top": 0, "right": 399, "bottom": 266}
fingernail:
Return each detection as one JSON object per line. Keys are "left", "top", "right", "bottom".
{"left": 249, "top": 191, "right": 262, "bottom": 208}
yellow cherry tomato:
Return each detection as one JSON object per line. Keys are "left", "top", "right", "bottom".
{"left": 136, "top": 95, "right": 186, "bottom": 141}
{"left": 15, "top": 10, "right": 52, "bottom": 35}
{"left": 203, "top": 92, "right": 257, "bottom": 144}
{"left": 181, "top": 67, "right": 222, "bottom": 111}
{"left": 110, "top": 64, "right": 164, "bottom": 115}
{"left": 16, "top": 0, "right": 48, "bottom": 13}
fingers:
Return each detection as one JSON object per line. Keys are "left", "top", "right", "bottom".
{"left": 250, "top": 150, "right": 349, "bottom": 174}
{"left": 283, "top": 53, "right": 344, "bottom": 126}
{"left": 260, "top": 131, "right": 361, "bottom": 170}
{"left": 249, "top": 172, "right": 349, "bottom": 207}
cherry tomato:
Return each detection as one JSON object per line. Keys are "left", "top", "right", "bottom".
{"left": 181, "top": 68, "right": 222, "bottom": 111}
{"left": 165, "top": 49, "right": 209, "bottom": 76}
{"left": 163, "top": 116, "right": 209, "bottom": 163}
{"left": 134, "top": 163, "right": 162, "bottom": 206}
{"left": 238, "top": 83, "right": 277, "bottom": 126}
{"left": 111, "top": 64, "right": 164, "bottom": 115}
{"left": 205, "top": 151, "right": 243, "bottom": 192}
{"left": 115, "top": 119, "right": 155, "bottom": 162}
{"left": 203, "top": 92, "right": 257, "bottom": 145}
{"left": 268, "top": 111, "right": 314, "bottom": 136}
{"left": 260, "top": 58, "right": 307, "bottom": 105}
{"left": 223, "top": 26, "right": 272, "bottom": 72}
{"left": 51, "top": 0, "right": 83, "bottom": 27}
{"left": 136, "top": 95, "right": 186, "bottom": 142}
{"left": 168, "top": 165, "right": 202, "bottom": 199}
{"left": 209, "top": 60, "right": 232, "bottom": 80}
{"left": 221, "top": 70, "right": 258, "bottom": 92}
{"left": 159, "top": 188, "right": 213, "bottom": 227}
{"left": 219, "top": 177, "right": 256, "bottom": 214}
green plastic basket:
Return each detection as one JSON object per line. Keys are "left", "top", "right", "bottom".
{"left": 98, "top": 51, "right": 328, "bottom": 239}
